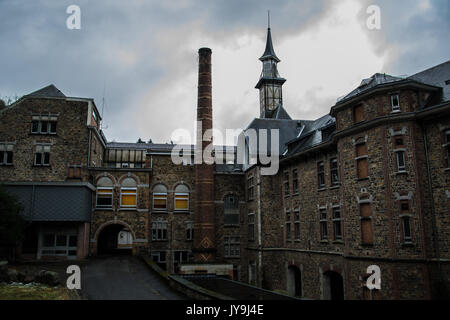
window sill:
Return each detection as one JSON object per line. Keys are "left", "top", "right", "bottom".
{"left": 95, "top": 208, "right": 114, "bottom": 211}
{"left": 174, "top": 210, "right": 190, "bottom": 214}
{"left": 119, "top": 207, "right": 137, "bottom": 211}
{"left": 30, "top": 133, "right": 57, "bottom": 136}
{"left": 292, "top": 192, "right": 299, "bottom": 196}
{"left": 445, "top": 168, "right": 450, "bottom": 172}
{"left": 402, "top": 242, "right": 414, "bottom": 247}
{"left": 151, "top": 240, "right": 168, "bottom": 242}
{"left": 33, "top": 165, "right": 51, "bottom": 168}
{"left": 391, "top": 110, "right": 401, "bottom": 114}
{"left": 329, "top": 185, "right": 340, "bottom": 190}
{"left": 152, "top": 210, "right": 168, "bottom": 214}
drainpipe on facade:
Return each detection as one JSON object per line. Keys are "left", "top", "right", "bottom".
{"left": 257, "top": 166, "right": 263, "bottom": 288}
{"left": 421, "top": 121, "right": 443, "bottom": 289}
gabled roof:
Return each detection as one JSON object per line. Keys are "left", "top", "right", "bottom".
{"left": 26, "top": 84, "right": 66, "bottom": 98}
{"left": 409, "top": 60, "right": 450, "bottom": 102}
{"left": 260, "top": 28, "right": 280, "bottom": 62}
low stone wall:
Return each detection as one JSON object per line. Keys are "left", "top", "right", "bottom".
{"left": 140, "top": 255, "right": 232, "bottom": 300}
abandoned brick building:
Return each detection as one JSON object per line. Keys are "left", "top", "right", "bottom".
{"left": 1, "top": 27, "right": 449, "bottom": 300}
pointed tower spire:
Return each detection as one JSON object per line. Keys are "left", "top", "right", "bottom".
{"left": 255, "top": 16, "right": 286, "bottom": 118}
{"left": 260, "top": 13, "right": 280, "bottom": 62}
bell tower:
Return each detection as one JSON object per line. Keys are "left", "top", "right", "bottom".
{"left": 255, "top": 15, "right": 286, "bottom": 118}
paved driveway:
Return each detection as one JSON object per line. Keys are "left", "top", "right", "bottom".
{"left": 81, "top": 256, "right": 186, "bottom": 300}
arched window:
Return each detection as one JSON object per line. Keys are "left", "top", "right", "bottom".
{"left": 96, "top": 177, "right": 113, "bottom": 208}
{"left": 121, "top": 177, "right": 137, "bottom": 208}
{"left": 224, "top": 194, "right": 239, "bottom": 225}
{"left": 174, "top": 184, "right": 189, "bottom": 211}
{"left": 153, "top": 184, "right": 167, "bottom": 211}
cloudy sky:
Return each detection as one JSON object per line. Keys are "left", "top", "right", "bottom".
{"left": 0, "top": 0, "right": 449, "bottom": 145}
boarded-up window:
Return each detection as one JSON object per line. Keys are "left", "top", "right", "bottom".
{"left": 354, "top": 105, "right": 365, "bottom": 123}
{"left": 356, "top": 143, "right": 368, "bottom": 179}
{"left": 360, "top": 203, "right": 373, "bottom": 245}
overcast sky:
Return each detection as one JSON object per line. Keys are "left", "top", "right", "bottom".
{"left": 0, "top": 0, "right": 449, "bottom": 145}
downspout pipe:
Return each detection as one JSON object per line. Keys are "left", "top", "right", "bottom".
{"left": 421, "top": 121, "right": 442, "bottom": 285}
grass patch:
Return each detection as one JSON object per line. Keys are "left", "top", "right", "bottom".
{"left": 0, "top": 284, "right": 73, "bottom": 300}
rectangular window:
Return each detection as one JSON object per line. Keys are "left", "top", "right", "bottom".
{"left": 356, "top": 143, "right": 368, "bottom": 179}
{"left": 0, "top": 144, "right": 14, "bottom": 165}
{"left": 391, "top": 94, "right": 400, "bottom": 112}
{"left": 360, "top": 203, "right": 373, "bottom": 245}
{"left": 151, "top": 251, "right": 167, "bottom": 270}
{"left": 332, "top": 207, "right": 342, "bottom": 240}
{"left": 285, "top": 211, "right": 291, "bottom": 240}
{"left": 175, "top": 193, "right": 189, "bottom": 211}
{"left": 153, "top": 193, "right": 167, "bottom": 211}
{"left": 121, "top": 188, "right": 137, "bottom": 207}
{"left": 96, "top": 188, "right": 113, "bottom": 208}
{"left": 34, "top": 145, "right": 50, "bottom": 166}
{"left": 292, "top": 169, "right": 299, "bottom": 194}
{"left": 354, "top": 104, "right": 365, "bottom": 123}
{"left": 186, "top": 222, "right": 194, "bottom": 241}
{"left": 248, "top": 213, "right": 255, "bottom": 241}
{"left": 402, "top": 216, "right": 412, "bottom": 243}
{"left": 31, "top": 118, "right": 57, "bottom": 134}
{"left": 318, "top": 161, "right": 325, "bottom": 189}
{"left": 396, "top": 150, "right": 406, "bottom": 172}
{"left": 247, "top": 176, "right": 254, "bottom": 200}
{"left": 330, "top": 158, "right": 339, "bottom": 186}
{"left": 319, "top": 208, "right": 327, "bottom": 241}
{"left": 173, "top": 251, "right": 192, "bottom": 273}
{"left": 224, "top": 195, "right": 239, "bottom": 225}
{"left": 294, "top": 210, "right": 300, "bottom": 240}
{"left": 224, "top": 236, "right": 240, "bottom": 258}
{"left": 152, "top": 222, "right": 168, "bottom": 241}
{"left": 284, "top": 171, "right": 290, "bottom": 196}
{"left": 68, "top": 166, "right": 81, "bottom": 179}
{"left": 444, "top": 130, "right": 450, "bottom": 168}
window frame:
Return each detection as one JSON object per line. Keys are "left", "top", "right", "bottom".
{"left": 330, "top": 158, "right": 339, "bottom": 186}
{"left": 174, "top": 192, "right": 189, "bottom": 212}
{"left": 96, "top": 187, "right": 113, "bottom": 209}
{"left": 152, "top": 221, "right": 168, "bottom": 241}
{"left": 247, "top": 175, "right": 254, "bottom": 201}
{"left": 294, "top": 210, "right": 300, "bottom": 240}
{"left": 395, "top": 150, "right": 406, "bottom": 172}
{"left": 285, "top": 210, "right": 291, "bottom": 241}
{"left": 292, "top": 169, "right": 299, "bottom": 194}
{"left": 34, "top": 145, "right": 51, "bottom": 166}
{"left": 391, "top": 94, "right": 400, "bottom": 112}
{"left": 0, "top": 144, "right": 14, "bottom": 166}
{"left": 120, "top": 187, "right": 137, "bottom": 208}
{"left": 224, "top": 236, "right": 241, "bottom": 258}
{"left": 317, "top": 161, "right": 325, "bottom": 189}
{"left": 319, "top": 207, "right": 328, "bottom": 241}
{"left": 248, "top": 213, "right": 255, "bottom": 242}
{"left": 284, "top": 170, "right": 290, "bottom": 196}
{"left": 224, "top": 194, "right": 240, "bottom": 226}
{"left": 360, "top": 203, "right": 374, "bottom": 245}
{"left": 332, "top": 206, "right": 343, "bottom": 241}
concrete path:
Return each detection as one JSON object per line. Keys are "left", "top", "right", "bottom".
{"left": 81, "top": 256, "right": 186, "bottom": 300}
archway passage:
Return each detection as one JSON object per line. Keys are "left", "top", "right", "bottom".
{"left": 287, "top": 266, "right": 302, "bottom": 297}
{"left": 323, "top": 271, "right": 344, "bottom": 300}
{"left": 97, "top": 224, "right": 133, "bottom": 255}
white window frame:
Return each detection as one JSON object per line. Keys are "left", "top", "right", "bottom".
{"left": 174, "top": 192, "right": 189, "bottom": 212}
{"left": 96, "top": 187, "right": 113, "bottom": 209}
{"left": 0, "top": 144, "right": 14, "bottom": 165}
{"left": 34, "top": 145, "right": 50, "bottom": 166}
{"left": 395, "top": 150, "right": 406, "bottom": 172}
{"left": 391, "top": 94, "right": 400, "bottom": 112}
{"left": 152, "top": 192, "right": 168, "bottom": 211}
{"left": 120, "top": 187, "right": 137, "bottom": 208}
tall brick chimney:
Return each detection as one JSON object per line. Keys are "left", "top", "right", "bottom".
{"left": 193, "top": 47, "right": 216, "bottom": 263}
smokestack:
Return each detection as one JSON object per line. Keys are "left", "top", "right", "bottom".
{"left": 193, "top": 47, "right": 216, "bottom": 262}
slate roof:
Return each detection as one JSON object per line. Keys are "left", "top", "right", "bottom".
{"left": 409, "top": 60, "right": 450, "bottom": 102}
{"left": 284, "top": 114, "right": 335, "bottom": 157}
{"left": 26, "top": 84, "right": 66, "bottom": 98}
{"left": 245, "top": 118, "right": 302, "bottom": 155}
{"left": 337, "top": 73, "right": 404, "bottom": 104}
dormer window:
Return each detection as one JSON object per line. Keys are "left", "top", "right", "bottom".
{"left": 391, "top": 94, "right": 400, "bottom": 112}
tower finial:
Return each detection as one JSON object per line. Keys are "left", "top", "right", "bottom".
{"left": 268, "top": 10, "right": 270, "bottom": 29}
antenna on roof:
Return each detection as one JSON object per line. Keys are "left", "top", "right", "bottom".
{"left": 100, "top": 80, "right": 109, "bottom": 130}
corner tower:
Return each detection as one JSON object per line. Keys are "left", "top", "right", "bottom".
{"left": 255, "top": 24, "right": 286, "bottom": 119}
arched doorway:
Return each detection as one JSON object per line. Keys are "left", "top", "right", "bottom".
{"left": 323, "top": 271, "right": 344, "bottom": 300}
{"left": 287, "top": 266, "right": 302, "bottom": 297}
{"left": 97, "top": 224, "right": 133, "bottom": 255}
